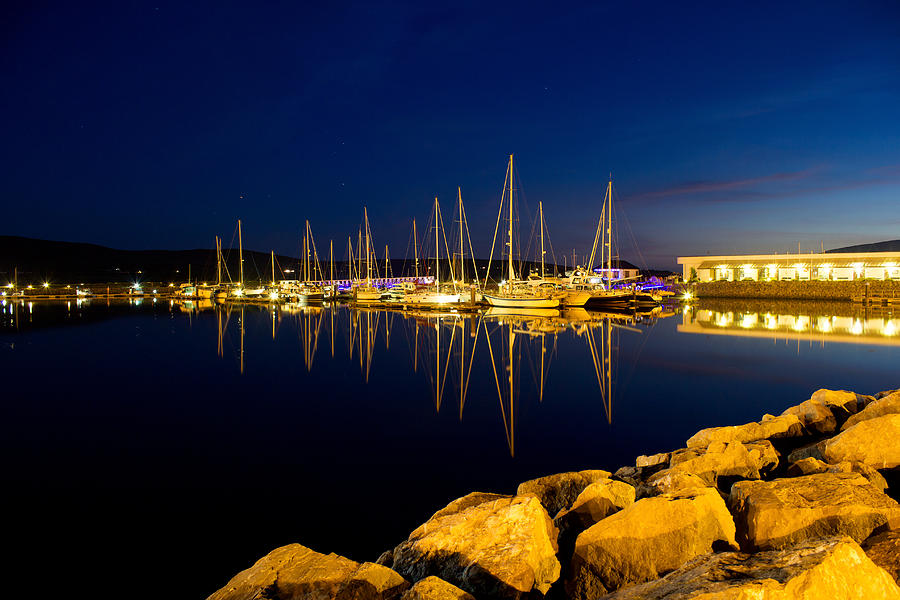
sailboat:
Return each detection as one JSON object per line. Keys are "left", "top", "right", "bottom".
{"left": 298, "top": 220, "right": 325, "bottom": 303}
{"left": 404, "top": 197, "right": 461, "bottom": 306}
{"left": 231, "top": 219, "right": 265, "bottom": 298}
{"left": 353, "top": 207, "right": 382, "bottom": 303}
{"left": 583, "top": 178, "right": 657, "bottom": 308}
{"left": 483, "top": 155, "right": 560, "bottom": 310}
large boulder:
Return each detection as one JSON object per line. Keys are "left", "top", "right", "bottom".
{"left": 729, "top": 472, "right": 900, "bottom": 551}
{"left": 823, "top": 414, "right": 900, "bottom": 469}
{"left": 786, "top": 457, "right": 888, "bottom": 490}
{"left": 600, "top": 536, "right": 900, "bottom": 599}
{"left": 863, "top": 530, "right": 900, "bottom": 585}
{"left": 638, "top": 468, "right": 709, "bottom": 498}
{"left": 781, "top": 399, "right": 838, "bottom": 435}
{"left": 686, "top": 414, "right": 802, "bottom": 448}
{"left": 568, "top": 487, "right": 736, "bottom": 598}
{"left": 400, "top": 576, "right": 475, "bottom": 600}
{"left": 554, "top": 479, "right": 635, "bottom": 541}
{"left": 391, "top": 493, "right": 560, "bottom": 599}
{"left": 668, "top": 440, "right": 779, "bottom": 486}
{"left": 516, "top": 469, "right": 611, "bottom": 516}
{"left": 635, "top": 453, "right": 669, "bottom": 469}
{"left": 842, "top": 391, "right": 900, "bottom": 431}
{"left": 207, "top": 543, "right": 409, "bottom": 600}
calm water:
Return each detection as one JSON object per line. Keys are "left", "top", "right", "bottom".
{"left": 2, "top": 297, "right": 899, "bottom": 598}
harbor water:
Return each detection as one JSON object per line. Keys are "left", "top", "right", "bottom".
{"left": 2, "top": 298, "right": 899, "bottom": 599}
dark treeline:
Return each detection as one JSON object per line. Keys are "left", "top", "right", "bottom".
{"left": 0, "top": 236, "right": 649, "bottom": 285}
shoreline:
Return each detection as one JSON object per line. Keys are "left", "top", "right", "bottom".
{"left": 208, "top": 387, "right": 900, "bottom": 599}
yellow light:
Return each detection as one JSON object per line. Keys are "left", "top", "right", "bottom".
{"left": 168, "top": 283, "right": 174, "bottom": 287}
{"left": 233, "top": 288, "right": 243, "bottom": 297}
{"left": 6, "top": 283, "right": 12, "bottom": 288}
{"left": 884, "top": 321, "right": 897, "bottom": 337}
{"left": 42, "top": 282, "right": 50, "bottom": 288}
{"left": 269, "top": 292, "right": 279, "bottom": 300}
{"left": 850, "top": 319, "right": 863, "bottom": 335}
{"left": 681, "top": 291, "right": 693, "bottom": 301}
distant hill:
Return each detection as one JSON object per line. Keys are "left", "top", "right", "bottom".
{"left": 827, "top": 240, "right": 900, "bottom": 254}
{"left": 0, "top": 235, "right": 665, "bottom": 284}
{"left": 0, "top": 236, "right": 301, "bottom": 284}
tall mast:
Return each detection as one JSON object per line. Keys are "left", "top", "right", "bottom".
{"left": 434, "top": 198, "right": 440, "bottom": 288}
{"left": 458, "top": 187, "right": 464, "bottom": 284}
{"left": 238, "top": 219, "right": 243, "bottom": 287}
{"left": 271, "top": 250, "right": 275, "bottom": 285}
{"left": 216, "top": 236, "right": 221, "bottom": 285}
{"left": 606, "top": 178, "right": 612, "bottom": 278}
{"left": 384, "top": 244, "right": 389, "bottom": 279}
{"left": 302, "top": 233, "right": 307, "bottom": 284}
{"left": 413, "top": 219, "right": 419, "bottom": 279}
{"left": 330, "top": 240, "right": 334, "bottom": 284}
{"left": 539, "top": 200, "right": 545, "bottom": 278}
{"left": 507, "top": 154, "right": 515, "bottom": 284}
{"left": 348, "top": 236, "right": 354, "bottom": 281}
{"left": 364, "top": 207, "right": 371, "bottom": 285}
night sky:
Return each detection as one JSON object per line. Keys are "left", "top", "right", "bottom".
{"left": 3, "top": 1, "right": 899, "bottom": 269}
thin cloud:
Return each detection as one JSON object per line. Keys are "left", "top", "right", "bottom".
{"left": 630, "top": 169, "right": 818, "bottom": 202}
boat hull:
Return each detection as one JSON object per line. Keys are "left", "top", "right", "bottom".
{"left": 483, "top": 293, "right": 560, "bottom": 308}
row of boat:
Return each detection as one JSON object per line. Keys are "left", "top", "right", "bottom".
{"left": 178, "top": 155, "right": 671, "bottom": 311}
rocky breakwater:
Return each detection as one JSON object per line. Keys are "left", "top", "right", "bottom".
{"left": 207, "top": 388, "right": 900, "bottom": 600}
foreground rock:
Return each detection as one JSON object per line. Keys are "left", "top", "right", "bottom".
{"left": 568, "top": 486, "right": 736, "bottom": 598}
{"left": 668, "top": 440, "right": 779, "bottom": 487}
{"left": 601, "top": 536, "right": 900, "bottom": 599}
{"left": 554, "top": 479, "right": 635, "bottom": 550}
{"left": 863, "top": 530, "right": 900, "bottom": 585}
{"left": 823, "top": 413, "right": 900, "bottom": 469}
{"left": 842, "top": 391, "right": 900, "bottom": 431}
{"left": 391, "top": 492, "right": 560, "bottom": 599}
{"left": 638, "top": 468, "right": 709, "bottom": 498}
{"left": 207, "top": 543, "right": 408, "bottom": 600}
{"left": 685, "top": 414, "right": 802, "bottom": 448}
{"left": 400, "top": 576, "right": 474, "bottom": 600}
{"left": 786, "top": 457, "right": 888, "bottom": 490}
{"left": 516, "top": 469, "right": 611, "bottom": 516}
{"left": 729, "top": 472, "right": 900, "bottom": 551}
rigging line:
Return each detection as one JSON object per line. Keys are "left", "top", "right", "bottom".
{"left": 461, "top": 315, "right": 483, "bottom": 419}
{"left": 439, "top": 323, "right": 457, "bottom": 407}
{"left": 438, "top": 202, "right": 458, "bottom": 291}
{"left": 614, "top": 187, "right": 650, "bottom": 271}
{"left": 485, "top": 159, "right": 511, "bottom": 286}
{"left": 483, "top": 322, "right": 512, "bottom": 450}
{"left": 460, "top": 197, "right": 481, "bottom": 290}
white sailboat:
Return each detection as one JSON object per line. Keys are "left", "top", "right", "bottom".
{"left": 353, "top": 207, "right": 382, "bottom": 303}
{"left": 404, "top": 197, "right": 461, "bottom": 306}
{"left": 483, "top": 154, "right": 560, "bottom": 310}
{"left": 298, "top": 220, "right": 325, "bottom": 303}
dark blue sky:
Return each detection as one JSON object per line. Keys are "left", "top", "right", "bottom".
{"left": 3, "top": 1, "right": 899, "bottom": 269}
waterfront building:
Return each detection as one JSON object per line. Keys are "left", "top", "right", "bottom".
{"left": 677, "top": 252, "right": 900, "bottom": 283}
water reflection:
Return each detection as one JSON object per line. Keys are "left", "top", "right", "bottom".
{"left": 680, "top": 300, "right": 900, "bottom": 346}
{"left": 204, "top": 302, "right": 670, "bottom": 456}
{"left": 1, "top": 298, "right": 671, "bottom": 457}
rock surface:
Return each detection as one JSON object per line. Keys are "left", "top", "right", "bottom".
{"left": 863, "top": 530, "right": 900, "bottom": 585}
{"left": 391, "top": 493, "right": 560, "bottom": 599}
{"left": 400, "top": 576, "right": 475, "bottom": 600}
{"left": 842, "top": 391, "right": 900, "bottom": 431}
{"left": 568, "top": 486, "right": 737, "bottom": 598}
{"left": 635, "top": 453, "right": 669, "bottom": 468}
{"left": 207, "top": 543, "right": 409, "bottom": 600}
{"left": 669, "top": 440, "right": 779, "bottom": 486}
{"left": 638, "top": 468, "right": 709, "bottom": 497}
{"left": 554, "top": 479, "right": 635, "bottom": 539}
{"left": 782, "top": 398, "right": 838, "bottom": 434}
{"left": 823, "top": 413, "right": 900, "bottom": 469}
{"left": 686, "top": 414, "right": 802, "bottom": 448}
{"left": 786, "top": 457, "right": 888, "bottom": 490}
{"left": 600, "top": 536, "right": 900, "bottom": 599}
{"left": 516, "top": 469, "right": 611, "bottom": 516}
{"left": 729, "top": 472, "right": 900, "bottom": 551}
